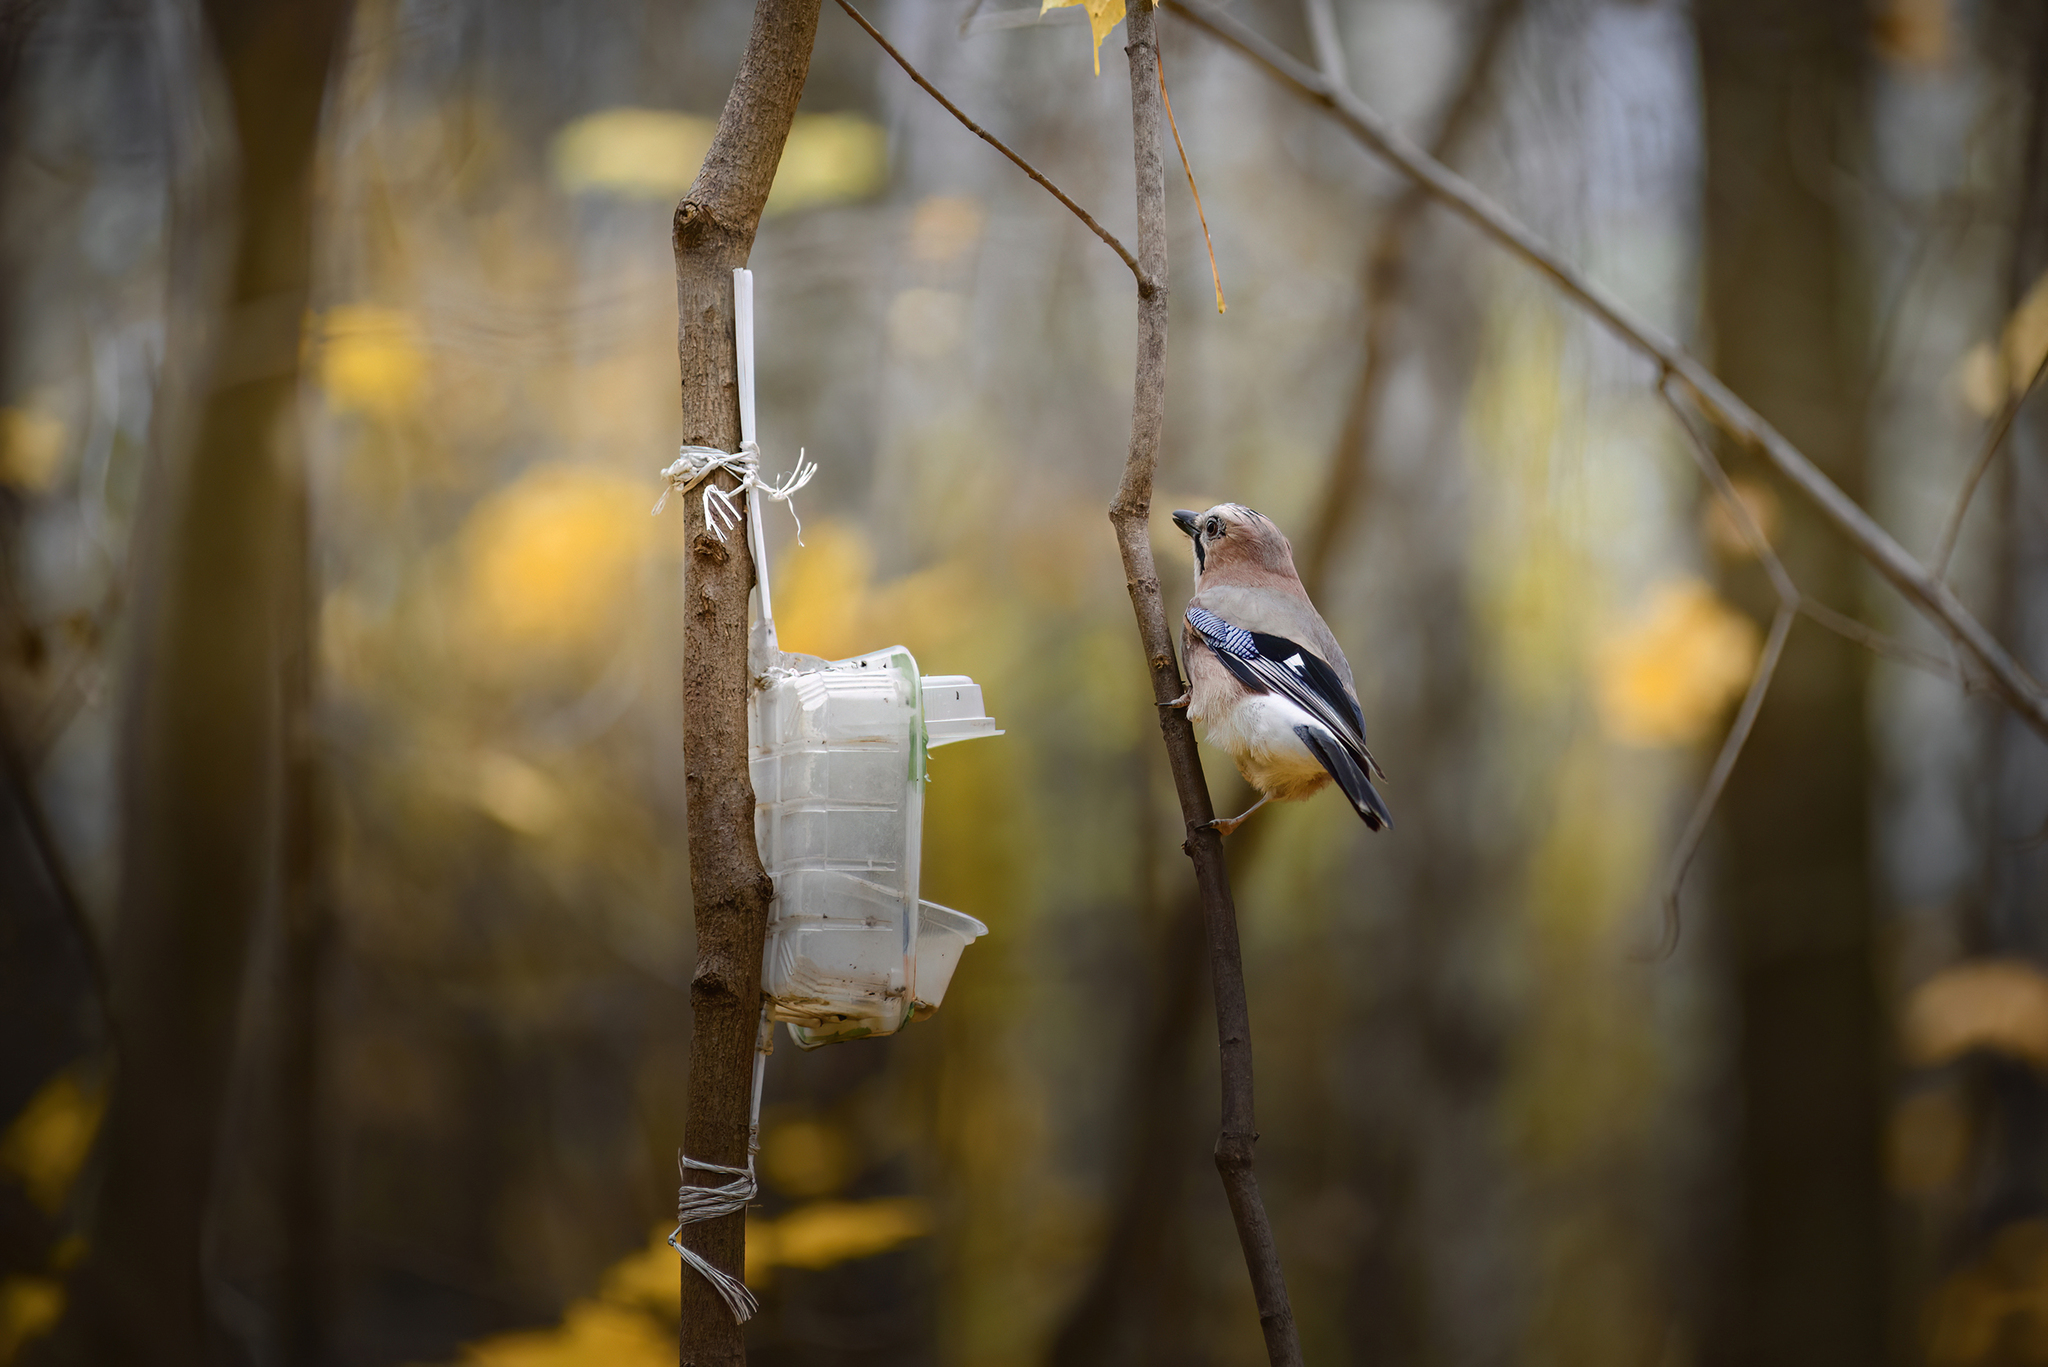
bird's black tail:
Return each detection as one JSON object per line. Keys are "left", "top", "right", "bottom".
{"left": 1297, "top": 725, "right": 1392, "bottom": 832}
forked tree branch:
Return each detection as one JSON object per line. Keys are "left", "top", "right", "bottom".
{"left": 1164, "top": 0, "right": 2048, "bottom": 742}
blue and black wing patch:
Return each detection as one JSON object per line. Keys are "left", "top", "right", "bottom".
{"left": 1186, "top": 604, "right": 1391, "bottom": 830}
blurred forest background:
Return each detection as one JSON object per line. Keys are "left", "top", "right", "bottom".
{"left": 3, "top": 0, "right": 2048, "bottom": 1363}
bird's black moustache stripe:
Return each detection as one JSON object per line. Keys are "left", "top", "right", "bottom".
{"left": 1193, "top": 536, "right": 1205, "bottom": 572}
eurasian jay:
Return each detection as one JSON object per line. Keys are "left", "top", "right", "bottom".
{"left": 1169, "top": 504, "right": 1392, "bottom": 837}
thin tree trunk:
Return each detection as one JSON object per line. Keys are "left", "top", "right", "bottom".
{"left": 670, "top": 1, "right": 820, "bottom": 1361}
{"left": 48, "top": 3, "right": 350, "bottom": 1364}
{"left": 1695, "top": 2, "right": 1886, "bottom": 1363}
{"left": 1106, "top": 4, "right": 1302, "bottom": 1363}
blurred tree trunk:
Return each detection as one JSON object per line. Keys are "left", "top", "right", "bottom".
{"left": 671, "top": 0, "right": 820, "bottom": 1362}
{"left": 47, "top": 2, "right": 350, "bottom": 1363}
{"left": 1696, "top": 3, "right": 1888, "bottom": 1364}
{"left": 1962, "top": 0, "right": 2048, "bottom": 1260}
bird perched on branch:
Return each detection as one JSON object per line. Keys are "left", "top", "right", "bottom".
{"left": 1169, "top": 504, "right": 1391, "bottom": 837}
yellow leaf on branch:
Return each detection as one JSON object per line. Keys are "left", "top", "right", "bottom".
{"left": 1040, "top": 0, "right": 1142, "bottom": 75}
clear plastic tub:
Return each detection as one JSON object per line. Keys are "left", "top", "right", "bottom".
{"left": 751, "top": 645, "right": 1000, "bottom": 1048}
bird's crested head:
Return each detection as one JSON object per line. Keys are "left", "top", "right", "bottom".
{"left": 1171, "top": 503, "right": 1300, "bottom": 585}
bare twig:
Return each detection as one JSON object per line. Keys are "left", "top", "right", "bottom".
{"left": 1649, "top": 604, "right": 1796, "bottom": 960}
{"left": 1931, "top": 344, "right": 2048, "bottom": 579}
{"left": 1647, "top": 378, "right": 1985, "bottom": 954}
{"left": 1646, "top": 380, "right": 1803, "bottom": 956}
{"left": 1164, "top": 0, "right": 2048, "bottom": 742}
{"left": 1795, "top": 595, "right": 1970, "bottom": 688}
{"left": 836, "top": 0, "right": 1142, "bottom": 281}
{"left": 1299, "top": 0, "right": 1346, "bottom": 86}
{"left": 1107, "top": 1, "right": 1302, "bottom": 1360}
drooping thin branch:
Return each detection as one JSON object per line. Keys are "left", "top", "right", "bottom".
{"left": 1165, "top": 0, "right": 2048, "bottom": 743}
{"left": 1647, "top": 379, "right": 1803, "bottom": 956}
{"left": 1157, "top": 48, "right": 1224, "bottom": 313}
{"left": 1795, "top": 595, "right": 1970, "bottom": 688}
{"left": 1648, "top": 378, "right": 1983, "bottom": 953}
{"left": 836, "top": 0, "right": 1142, "bottom": 281}
{"left": 1109, "top": 3, "right": 1303, "bottom": 1362}
{"left": 1931, "top": 345, "right": 2048, "bottom": 580}
{"left": 1649, "top": 603, "right": 1795, "bottom": 960}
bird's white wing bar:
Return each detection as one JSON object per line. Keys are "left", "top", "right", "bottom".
{"left": 1186, "top": 605, "right": 1387, "bottom": 781}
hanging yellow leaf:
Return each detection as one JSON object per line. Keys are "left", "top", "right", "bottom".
{"left": 1040, "top": 0, "right": 1134, "bottom": 75}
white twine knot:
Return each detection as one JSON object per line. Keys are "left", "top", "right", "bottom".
{"left": 654, "top": 439, "right": 817, "bottom": 543}
{"left": 668, "top": 1153, "right": 760, "bottom": 1323}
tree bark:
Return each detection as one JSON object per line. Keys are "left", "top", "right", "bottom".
{"left": 671, "top": 1, "right": 820, "bottom": 1362}
{"left": 1695, "top": 2, "right": 1887, "bottom": 1363}
{"left": 48, "top": 2, "right": 350, "bottom": 1364}
{"left": 1106, "top": 4, "right": 1303, "bottom": 1363}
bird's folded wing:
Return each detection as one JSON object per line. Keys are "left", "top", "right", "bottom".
{"left": 1186, "top": 605, "right": 1386, "bottom": 780}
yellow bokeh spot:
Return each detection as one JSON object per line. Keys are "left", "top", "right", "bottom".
{"left": 1904, "top": 959, "right": 2048, "bottom": 1071}
{"left": 0, "top": 1068, "right": 105, "bottom": 1214}
{"left": 1954, "top": 269, "right": 2048, "bottom": 418}
{"left": 472, "top": 750, "right": 566, "bottom": 834}
{"left": 772, "top": 520, "right": 875, "bottom": 661}
{"left": 1593, "top": 579, "right": 1760, "bottom": 747}
{"left": 0, "top": 1277, "right": 63, "bottom": 1365}
{"left": 550, "top": 108, "right": 886, "bottom": 212}
{"left": 550, "top": 108, "right": 715, "bottom": 198}
{"left": 460, "top": 465, "right": 654, "bottom": 660}
{"left": 763, "top": 114, "right": 889, "bottom": 214}
{"left": 436, "top": 1198, "right": 933, "bottom": 1367}
{"left": 752, "top": 1198, "right": 931, "bottom": 1273}
{"left": 0, "top": 407, "right": 66, "bottom": 491}
{"left": 908, "top": 195, "right": 985, "bottom": 265}
{"left": 459, "top": 1301, "right": 671, "bottom": 1367}
{"left": 318, "top": 306, "right": 427, "bottom": 418}
{"left": 760, "top": 1118, "right": 854, "bottom": 1199}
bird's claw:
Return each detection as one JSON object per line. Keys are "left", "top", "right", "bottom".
{"left": 1159, "top": 690, "right": 1191, "bottom": 711}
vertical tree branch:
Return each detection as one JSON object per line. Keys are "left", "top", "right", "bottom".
{"left": 1108, "top": 4, "right": 1303, "bottom": 1363}
{"left": 670, "top": 1, "right": 820, "bottom": 1362}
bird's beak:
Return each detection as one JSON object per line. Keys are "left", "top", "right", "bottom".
{"left": 1172, "top": 510, "right": 1200, "bottom": 538}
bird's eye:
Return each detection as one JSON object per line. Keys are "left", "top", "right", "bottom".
{"left": 1205, "top": 518, "right": 1223, "bottom": 537}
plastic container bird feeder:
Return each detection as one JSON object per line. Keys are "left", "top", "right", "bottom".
{"left": 721, "top": 269, "right": 1002, "bottom": 1049}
